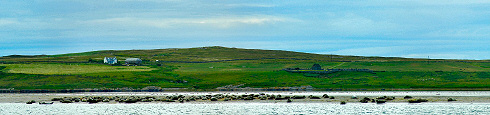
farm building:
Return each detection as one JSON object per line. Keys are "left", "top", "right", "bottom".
{"left": 103, "top": 57, "right": 118, "bottom": 64}
{"left": 125, "top": 58, "right": 142, "bottom": 65}
{"left": 311, "top": 64, "right": 322, "bottom": 70}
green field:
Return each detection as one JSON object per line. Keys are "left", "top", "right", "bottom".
{"left": 0, "top": 63, "right": 155, "bottom": 74}
{"left": 0, "top": 46, "right": 489, "bottom": 90}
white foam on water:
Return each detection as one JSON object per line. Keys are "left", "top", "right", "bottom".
{"left": 1, "top": 102, "right": 489, "bottom": 115}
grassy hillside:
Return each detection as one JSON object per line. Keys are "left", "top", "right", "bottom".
{"left": 0, "top": 46, "right": 489, "bottom": 90}
{"left": 1, "top": 63, "right": 154, "bottom": 74}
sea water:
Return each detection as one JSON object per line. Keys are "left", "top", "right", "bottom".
{"left": 1, "top": 91, "right": 490, "bottom": 114}
{"left": 1, "top": 102, "right": 489, "bottom": 115}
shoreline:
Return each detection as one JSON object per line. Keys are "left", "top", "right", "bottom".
{"left": 3, "top": 88, "right": 490, "bottom": 93}
{"left": 2, "top": 91, "right": 490, "bottom": 104}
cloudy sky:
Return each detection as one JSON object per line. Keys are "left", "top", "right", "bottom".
{"left": 1, "top": 0, "right": 489, "bottom": 59}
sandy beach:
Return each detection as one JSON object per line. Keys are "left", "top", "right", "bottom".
{"left": 1, "top": 91, "right": 490, "bottom": 104}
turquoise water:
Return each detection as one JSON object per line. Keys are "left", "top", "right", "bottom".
{"left": 1, "top": 103, "right": 489, "bottom": 115}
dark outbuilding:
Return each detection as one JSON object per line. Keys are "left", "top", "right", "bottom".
{"left": 311, "top": 64, "right": 322, "bottom": 70}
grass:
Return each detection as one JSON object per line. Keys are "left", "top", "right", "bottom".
{"left": 0, "top": 46, "right": 489, "bottom": 90}
{"left": 334, "top": 61, "right": 490, "bottom": 72}
{"left": 0, "top": 63, "right": 155, "bottom": 75}
{"left": 0, "top": 65, "right": 184, "bottom": 89}
{"left": 174, "top": 62, "right": 340, "bottom": 72}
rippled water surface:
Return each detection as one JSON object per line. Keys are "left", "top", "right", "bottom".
{"left": 2, "top": 103, "right": 490, "bottom": 115}
{"left": 2, "top": 91, "right": 490, "bottom": 114}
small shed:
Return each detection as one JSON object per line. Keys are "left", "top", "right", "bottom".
{"left": 125, "top": 58, "right": 142, "bottom": 65}
{"left": 311, "top": 64, "right": 322, "bottom": 70}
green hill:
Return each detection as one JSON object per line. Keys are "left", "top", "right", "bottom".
{"left": 0, "top": 46, "right": 489, "bottom": 90}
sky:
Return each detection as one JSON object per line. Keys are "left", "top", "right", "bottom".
{"left": 1, "top": 0, "right": 490, "bottom": 59}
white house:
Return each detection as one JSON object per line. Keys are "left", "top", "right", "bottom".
{"left": 104, "top": 57, "right": 118, "bottom": 64}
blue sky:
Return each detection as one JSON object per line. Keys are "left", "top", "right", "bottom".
{"left": 1, "top": 0, "right": 490, "bottom": 59}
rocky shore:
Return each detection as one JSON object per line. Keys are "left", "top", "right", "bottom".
{"left": 1, "top": 92, "right": 489, "bottom": 104}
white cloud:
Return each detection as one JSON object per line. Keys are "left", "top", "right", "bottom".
{"left": 0, "top": 18, "right": 18, "bottom": 26}
{"left": 2, "top": 0, "right": 490, "bottom": 59}
{"left": 84, "top": 16, "right": 292, "bottom": 29}
{"left": 402, "top": 51, "right": 490, "bottom": 60}
{"left": 112, "top": 0, "right": 181, "bottom": 2}
{"left": 402, "top": 53, "right": 469, "bottom": 59}
{"left": 224, "top": 4, "right": 275, "bottom": 8}
{"left": 326, "top": 46, "right": 408, "bottom": 57}
{"left": 417, "top": 0, "right": 490, "bottom": 5}
{"left": 326, "top": 14, "right": 399, "bottom": 36}
{"left": 425, "top": 27, "right": 490, "bottom": 38}
{"left": 85, "top": 18, "right": 171, "bottom": 28}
